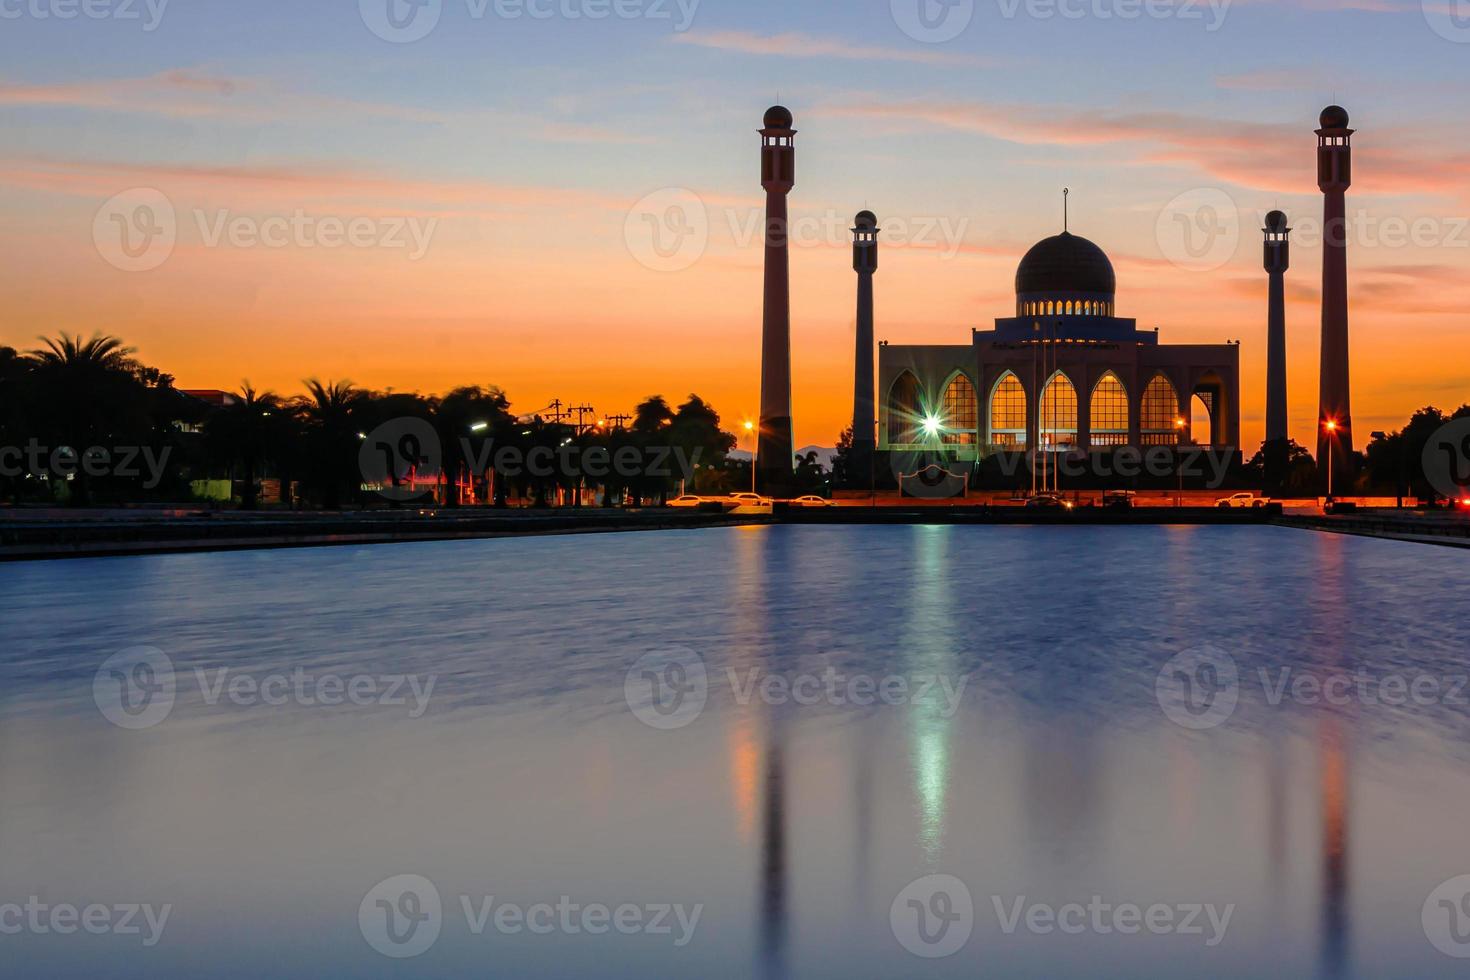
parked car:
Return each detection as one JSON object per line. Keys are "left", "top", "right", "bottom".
{"left": 668, "top": 495, "right": 706, "bottom": 509}
{"left": 726, "top": 492, "right": 774, "bottom": 505}
{"left": 1101, "top": 490, "right": 1135, "bottom": 510}
{"left": 791, "top": 495, "right": 837, "bottom": 508}
{"left": 1216, "top": 492, "right": 1266, "bottom": 509}
{"left": 1024, "top": 493, "right": 1072, "bottom": 511}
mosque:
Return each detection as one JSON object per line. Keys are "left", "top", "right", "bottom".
{"left": 752, "top": 104, "right": 1354, "bottom": 493}
{"left": 876, "top": 228, "right": 1241, "bottom": 462}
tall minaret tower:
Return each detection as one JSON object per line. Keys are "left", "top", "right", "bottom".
{"left": 756, "top": 105, "right": 796, "bottom": 495}
{"left": 1316, "top": 105, "right": 1354, "bottom": 484}
{"left": 850, "top": 210, "right": 879, "bottom": 482}
{"left": 1263, "top": 209, "right": 1291, "bottom": 485}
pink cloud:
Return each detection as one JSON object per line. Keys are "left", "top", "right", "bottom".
{"left": 827, "top": 98, "right": 1470, "bottom": 199}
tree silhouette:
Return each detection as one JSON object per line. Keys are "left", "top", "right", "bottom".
{"left": 204, "top": 385, "right": 286, "bottom": 510}
{"left": 297, "top": 379, "right": 366, "bottom": 509}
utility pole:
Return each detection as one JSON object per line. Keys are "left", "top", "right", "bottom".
{"left": 570, "top": 404, "right": 596, "bottom": 433}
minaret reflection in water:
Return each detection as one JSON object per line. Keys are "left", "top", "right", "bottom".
{"left": 733, "top": 526, "right": 790, "bottom": 979}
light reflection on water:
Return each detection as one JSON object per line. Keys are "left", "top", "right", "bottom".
{"left": 1, "top": 524, "right": 1468, "bottom": 978}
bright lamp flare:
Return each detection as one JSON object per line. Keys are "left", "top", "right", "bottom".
{"left": 922, "top": 415, "right": 943, "bottom": 436}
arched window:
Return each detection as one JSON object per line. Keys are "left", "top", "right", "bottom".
{"left": 1192, "top": 393, "right": 1214, "bottom": 445}
{"left": 989, "top": 373, "right": 1028, "bottom": 447}
{"left": 1040, "top": 372, "right": 1078, "bottom": 449}
{"left": 1090, "top": 372, "right": 1129, "bottom": 447}
{"left": 941, "top": 375, "right": 977, "bottom": 445}
{"left": 887, "top": 371, "right": 922, "bottom": 444}
{"left": 1141, "top": 373, "right": 1181, "bottom": 445}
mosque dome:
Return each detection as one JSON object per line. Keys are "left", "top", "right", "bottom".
{"left": 854, "top": 210, "right": 878, "bottom": 230}
{"left": 764, "top": 105, "right": 793, "bottom": 129}
{"left": 1015, "top": 232, "right": 1116, "bottom": 298}
{"left": 1265, "top": 210, "right": 1289, "bottom": 232}
{"left": 1320, "top": 105, "right": 1350, "bottom": 130}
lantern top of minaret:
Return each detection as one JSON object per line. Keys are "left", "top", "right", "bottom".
{"left": 764, "top": 105, "right": 793, "bottom": 130}
{"left": 854, "top": 210, "right": 878, "bottom": 231}
{"left": 1265, "top": 210, "right": 1289, "bottom": 233}
{"left": 1319, "top": 105, "right": 1350, "bottom": 130}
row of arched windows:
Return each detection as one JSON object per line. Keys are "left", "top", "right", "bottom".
{"left": 886, "top": 370, "right": 1186, "bottom": 448}
{"left": 1017, "top": 300, "right": 1114, "bottom": 318}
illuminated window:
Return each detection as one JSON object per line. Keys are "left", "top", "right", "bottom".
{"left": 1141, "top": 373, "right": 1181, "bottom": 445}
{"left": 1040, "top": 372, "right": 1078, "bottom": 448}
{"left": 1090, "top": 372, "right": 1129, "bottom": 446}
{"left": 989, "top": 372, "right": 1028, "bottom": 446}
{"left": 887, "top": 372, "right": 922, "bottom": 444}
{"left": 941, "top": 375, "right": 977, "bottom": 445}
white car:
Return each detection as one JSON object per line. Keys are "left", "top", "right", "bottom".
{"left": 726, "top": 492, "right": 774, "bottom": 505}
{"left": 1216, "top": 492, "right": 1267, "bottom": 509}
{"left": 668, "top": 495, "right": 705, "bottom": 508}
{"left": 791, "top": 495, "right": 837, "bottom": 508}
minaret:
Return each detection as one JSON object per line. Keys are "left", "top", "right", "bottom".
{"left": 850, "top": 210, "right": 879, "bottom": 484}
{"left": 1316, "top": 105, "right": 1354, "bottom": 485}
{"left": 756, "top": 105, "right": 796, "bottom": 495}
{"left": 1263, "top": 209, "right": 1291, "bottom": 485}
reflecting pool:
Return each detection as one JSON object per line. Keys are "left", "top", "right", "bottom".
{"left": 2, "top": 525, "right": 1469, "bottom": 977}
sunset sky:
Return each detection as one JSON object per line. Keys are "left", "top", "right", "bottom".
{"left": 2, "top": 0, "right": 1468, "bottom": 451}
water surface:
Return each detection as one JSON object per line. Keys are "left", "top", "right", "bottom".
{"left": 2, "top": 525, "right": 1468, "bottom": 977}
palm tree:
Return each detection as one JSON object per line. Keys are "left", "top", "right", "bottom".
{"left": 298, "top": 379, "right": 365, "bottom": 509}
{"left": 204, "top": 385, "right": 284, "bottom": 510}
{"left": 26, "top": 333, "right": 150, "bottom": 504}
{"left": 28, "top": 332, "right": 136, "bottom": 371}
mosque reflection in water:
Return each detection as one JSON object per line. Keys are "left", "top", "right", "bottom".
{"left": 721, "top": 525, "right": 1354, "bottom": 979}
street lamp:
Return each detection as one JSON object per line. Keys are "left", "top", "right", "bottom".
{"left": 1174, "top": 418, "right": 1186, "bottom": 507}
{"left": 1324, "top": 419, "right": 1338, "bottom": 500}
{"left": 744, "top": 421, "right": 757, "bottom": 493}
